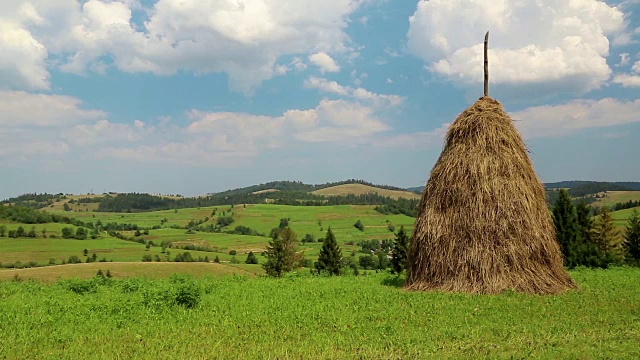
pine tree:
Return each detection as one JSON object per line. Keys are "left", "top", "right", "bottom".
{"left": 574, "top": 202, "right": 613, "bottom": 268}
{"left": 390, "top": 226, "right": 410, "bottom": 274}
{"left": 315, "top": 227, "right": 342, "bottom": 275}
{"left": 623, "top": 209, "right": 640, "bottom": 264}
{"left": 552, "top": 189, "right": 581, "bottom": 266}
{"left": 262, "top": 227, "right": 300, "bottom": 277}
{"left": 245, "top": 251, "right": 258, "bottom": 264}
{"left": 592, "top": 206, "right": 621, "bottom": 264}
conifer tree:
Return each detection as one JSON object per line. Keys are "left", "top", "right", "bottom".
{"left": 390, "top": 226, "right": 410, "bottom": 274}
{"left": 552, "top": 189, "right": 581, "bottom": 266}
{"left": 623, "top": 209, "right": 640, "bottom": 264}
{"left": 245, "top": 251, "right": 258, "bottom": 264}
{"left": 592, "top": 206, "right": 621, "bottom": 263}
{"left": 263, "top": 227, "right": 300, "bottom": 277}
{"left": 315, "top": 227, "right": 342, "bottom": 275}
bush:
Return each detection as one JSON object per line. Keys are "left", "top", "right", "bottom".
{"left": 142, "top": 254, "right": 153, "bottom": 262}
{"left": 230, "top": 256, "right": 240, "bottom": 264}
{"left": 64, "top": 279, "right": 98, "bottom": 295}
{"left": 245, "top": 251, "right": 258, "bottom": 264}
{"left": 174, "top": 282, "right": 201, "bottom": 309}
{"left": 229, "top": 250, "right": 237, "bottom": 255}
{"left": 67, "top": 255, "right": 82, "bottom": 264}
{"left": 354, "top": 220, "right": 364, "bottom": 232}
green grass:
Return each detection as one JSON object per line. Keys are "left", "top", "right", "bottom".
{"left": 611, "top": 207, "right": 640, "bottom": 228}
{"left": 587, "top": 191, "right": 640, "bottom": 208}
{"left": 0, "top": 262, "right": 255, "bottom": 282}
{"left": 0, "top": 267, "right": 638, "bottom": 359}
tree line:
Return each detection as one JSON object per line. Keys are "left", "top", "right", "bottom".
{"left": 552, "top": 189, "right": 640, "bottom": 268}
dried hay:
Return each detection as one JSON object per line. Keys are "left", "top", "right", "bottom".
{"left": 406, "top": 97, "right": 576, "bottom": 295}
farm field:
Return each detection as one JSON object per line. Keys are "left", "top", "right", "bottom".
{"left": 312, "top": 183, "right": 421, "bottom": 200}
{"left": 0, "top": 268, "right": 638, "bottom": 359}
{"left": 0, "top": 204, "right": 415, "bottom": 269}
{"left": 611, "top": 207, "right": 640, "bottom": 228}
{"left": 586, "top": 191, "right": 640, "bottom": 208}
{"left": 0, "top": 262, "right": 254, "bottom": 282}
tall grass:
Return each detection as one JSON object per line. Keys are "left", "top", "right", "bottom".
{"left": 1, "top": 268, "right": 639, "bottom": 359}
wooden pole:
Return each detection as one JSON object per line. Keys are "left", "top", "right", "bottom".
{"left": 484, "top": 31, "right": 489, "bottom": 97}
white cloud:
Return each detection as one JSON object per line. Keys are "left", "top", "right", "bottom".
{"left": 304, "top": 76, "right": 404, "bottom": 107}
{"left": 612, "top": 60, "right": 640, "bottom": 87}
{"left": 377, "top": 123, "right": 450, "bottom": 149}
{"left": 617, "top": 53, "right": 630, "bottom": 66}
{"left": 407, "top": 0, "right": 626, "bottom": 94}
{"left": 0, "top": 91, "right": 105, "bottom": 127}
{"left": 309, "top": 52, "right": 341, "bottom": 73}
{"left": 0, "top": 20, "right": 49, "bottom": 90}
{"left": 0, "top": 0, "right": 364, "bottom": 93}
{"left": 512, "top": 97, "right": 640, "bottom": 138}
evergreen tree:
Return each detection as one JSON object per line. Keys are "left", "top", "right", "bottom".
{"left": 592, "top": 206, "right": 621, "bottom": 264}
{"left": 390, "top": 226, "right": 410, "bottom": 274}
{"left": 552, "top": 189, "right": 581, "bottom": 266}
{"left": 315, "top": 227, "right": 342, "bottom": 275}
{"left": 262, "top": 227, "right": 300, "bottom": 277}
{"left": 213, "top": 256, "right": 220, "bottom": 263}
{"left": 623, "top": 209, "right": 640, "bottom": 264}
{"left": 245, "top": 251, "right": 258, "bottom": 264}
{"left": 574, "top": 202, "right": 614, "bottom": 268}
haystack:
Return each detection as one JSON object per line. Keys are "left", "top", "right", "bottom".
{"left": 406, "top": 33, "right": 575, "bottom": 295}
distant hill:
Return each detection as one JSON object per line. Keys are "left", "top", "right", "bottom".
{"left": 545, "top": 181, "right": 640, "bottom": 191}
{"left": 312, "top": 184, "right": 420, "bottom": 200}
{"left": 211, "top": 179, "right": 410, "bottom": 197}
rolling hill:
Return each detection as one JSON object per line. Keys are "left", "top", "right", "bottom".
{"left": 312, "top": 184, "right": 420, "bottom": 200}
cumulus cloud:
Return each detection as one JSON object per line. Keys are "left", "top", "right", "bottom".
{"left": 309, "top": 52, "right": 341, "bottom": 73}
{"left": 0, "top": 91, "right": 105, "bottom": 127}
{"left": 512, "top": 97, "right": 640, "bottom": 138}
{"left": 407, "top": 0, "right": 626, "bottom": 94}
{"left": 612, "top": 60, "right": 640, "bottom": 87}
{"left": 0, "top": 0, "right": 364, "bottom": 93}
{"left": 304, "top": 76, "right": 405, "bottom": 108}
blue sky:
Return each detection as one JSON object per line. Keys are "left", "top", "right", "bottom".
{"left": 1, "top": 0, "right": 640, "bottom": 199}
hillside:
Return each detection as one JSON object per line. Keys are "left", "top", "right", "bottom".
{"left": 312, "top": 184, "right": 420, "bottom": 200}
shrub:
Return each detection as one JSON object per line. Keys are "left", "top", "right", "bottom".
{"left": 354, "top": 220, "right": 364, "bottom": 232}
{"left": 213, "top": 256, "right": 220, "bottom": 263}
{"left": 229, "top": 250, "right": 237, "bottom": 255}
{"left": 65, "top": 279, "right": 98, "bottom": 295}
{"left": 230, "top": 256, "right": 240, "bottom": 264}
{"left": 142, "top": 254, "right": 153, "bottom": 262}
{"left": 245, "top": 251, "right": 258, "bottom": 264}
{"left": 67, "top": 255, "right": 82, "bottom": 264}
{"left": 174, "top": 282, "right": 201, "bottom": 309}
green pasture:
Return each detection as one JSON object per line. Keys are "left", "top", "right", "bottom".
{"left": 0, "top": 267, "right": 638, "bottom": 359}
{"left": 232, "top": 204, "right": 415, "bottom": 242}
{"left": 48, "top": 206, "right": 219, "bottom": 228}
{"left": 611, "top": 207, "right": 640, "bottom": 228}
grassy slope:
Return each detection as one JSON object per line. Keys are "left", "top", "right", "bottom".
{"left": 585, "top": 191, "right": 640, "bottom": 207}
{"left": 0, "top": 262, "right": 254, "bottom": 282}
{"left": 312, "top": 183, "right": 421, "bottom": 200}
{"left": 232, "top": 204, "right": 415, "bottom": 257}
{"left": 0, "top": 268, "right": 638, "bottom": 359}
{"left": 611, "top": 206, "right": 640, "bottom": 228}
{"left": 1, "top": 204, "right": 415, "bottom": 266}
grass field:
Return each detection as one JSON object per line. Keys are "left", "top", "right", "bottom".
{"left": 0, "top": 267, "right": 638, "bottom": 359}
{"left": 611, "top": 207, "right": 640, "bottom": 228}
{"left": 312, "top": 183, "right": 421, "bottom": 200}
{"left": 0, "top": 204, "right": 414, "bottom": 268}
{"left": 585, "top": 191, "right": 640, "bottom": 207}
{"left": 0, "top": 262, "right": 255, "bottom": 282}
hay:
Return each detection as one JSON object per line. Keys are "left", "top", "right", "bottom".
{"left": 406, "top": 96, "right": 576, "bottom": 295}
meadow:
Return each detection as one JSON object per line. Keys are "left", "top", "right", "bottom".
{"left": 0, "top": 267, "right": 638, "bottom": 359}
{"left": 0, "top": 204, "right": 415, "bottom": 269}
